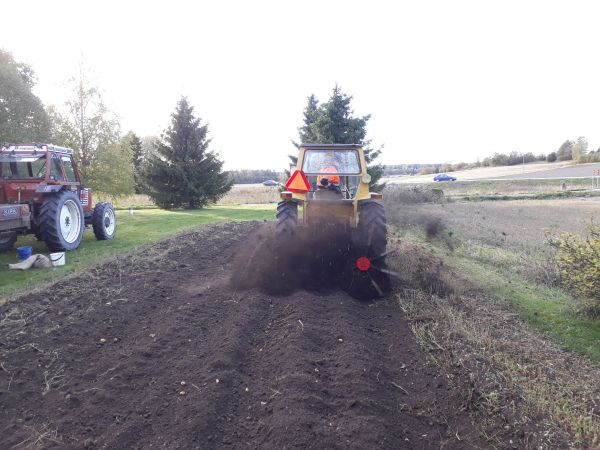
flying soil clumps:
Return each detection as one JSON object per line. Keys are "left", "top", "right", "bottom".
{"left": 230, "top": 223, "right": 390, "bottom": 300}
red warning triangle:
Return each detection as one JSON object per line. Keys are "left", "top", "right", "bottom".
{"left": 285, "top": 169, "right": 311, "bottom": 193}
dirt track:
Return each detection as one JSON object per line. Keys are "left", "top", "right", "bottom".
{"left": 0, "top": 221, "right": 483, "bottom": 449}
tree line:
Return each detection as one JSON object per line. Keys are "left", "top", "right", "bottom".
{"left": 408, "top": 136, "right": 598, "bottom": 176}
{"left": 1, "top": 49, "right": 386, "bottom": 206}
{"left": 5, "top": 48, "right": 599, "bottom": 199}
{"left": 230, "top": 170, "right": 282, "bottom": 184}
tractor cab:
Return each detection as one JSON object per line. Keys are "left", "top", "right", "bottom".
{"left": 0, "top": 144, "right": 87, "bottom": 207}
{"left": 300, "top": 146, "right": 362, "bottom": 200}
{"left": 282, "top": 144, "right": 379, "bottom": 228}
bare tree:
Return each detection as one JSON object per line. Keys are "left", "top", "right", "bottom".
{"left": 51, "top": 63, "right": 119, "bottom": 176}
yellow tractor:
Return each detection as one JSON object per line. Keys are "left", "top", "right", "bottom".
{"left": 277, "top": 144, "right": 389, "bottom": 298}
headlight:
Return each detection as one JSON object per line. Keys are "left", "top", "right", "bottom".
{"left": 362, "top": 173, "right": 372, "bottom": 184}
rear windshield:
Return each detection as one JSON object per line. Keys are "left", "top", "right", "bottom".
{"left": 302, "top": 150, "right": 361, "bottom": 174}
{"left": 0, "top": 154, "right": 46, "bottom": 179}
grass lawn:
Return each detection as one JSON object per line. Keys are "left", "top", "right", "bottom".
{"left": 0, "top": 204, "right": 275, "bottom": 297}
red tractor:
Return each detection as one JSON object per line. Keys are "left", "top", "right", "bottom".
{"left": 0, "top": 143, "right": 116, "bottom": 253}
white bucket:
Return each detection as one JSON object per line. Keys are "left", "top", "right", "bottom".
{"left": 50, "top": 252, "right": 65, "bottom": 266}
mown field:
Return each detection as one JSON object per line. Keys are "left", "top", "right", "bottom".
{"left": 418, "top": 177, "right": 598, "bottom": 199}
{"left": 97, "top": 185, "right": 281, "bottom": 209}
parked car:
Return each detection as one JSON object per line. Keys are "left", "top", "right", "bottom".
{"left": 262, "top": 179, "right": 279, "bottom": 186}
{"left": 433, "top": 173, "right": 457, "bottom": 182}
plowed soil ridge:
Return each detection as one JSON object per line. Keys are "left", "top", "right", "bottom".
{"left": 1, "top": 221, "right": 481, "bottom": 449}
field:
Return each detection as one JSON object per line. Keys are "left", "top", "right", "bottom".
{"left": 384, "top": 160, "right": 600, "bottom": 184}
{"left": 385, "top": 197, "right": 600, "bottom": 447}
{"left": 389, "top": 198, "right": 600, "bottom": 357}
{"left": 1, "top": 188, "right": 599, "bottom": 448}
{"left": 417, "top": 178, "right": 597, "bottom": 198}
{"left": 0, "top": 206, "right": 273, "bottom": 297}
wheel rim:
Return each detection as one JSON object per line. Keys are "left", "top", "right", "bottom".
{"left": 103, "top": 208, "right": 115, "bottom": 235}
{"left": 59, "top": 199, "right": 82, "bottom": 244}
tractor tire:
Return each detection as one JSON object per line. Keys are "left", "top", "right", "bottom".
{"left": 276, "top": 201, "right": 298, "bottom": 236}
{"left": 38, "top": 191, "right": 85, "bottom": 251}
{"left": 0, "top": 231, "right": 17, "bottom": 253}
{"left": 353, "top": 201, "right": 387, "bottom": 257}
{"left": 92, "top": 202, "right": 116, "bottom": 240}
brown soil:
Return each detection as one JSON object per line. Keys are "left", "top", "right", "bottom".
{"left": 0, "top": 221, "right": 485, "bottom": 449}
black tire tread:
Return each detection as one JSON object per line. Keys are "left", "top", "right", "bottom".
{"left": 92, "top": 202, "right": 116, "bottom": 240}
{"left": 354, "top": 201, "right": 387, "bottom": 256}
{"left": 0, "top": 231, "right": 17, "bottom": 252}
{"left": 276, "top": 201, "right": 298, "bottom": 236}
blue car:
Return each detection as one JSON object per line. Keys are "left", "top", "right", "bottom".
{"left": 433, "top": 173, "right": 457, "bottom": 182}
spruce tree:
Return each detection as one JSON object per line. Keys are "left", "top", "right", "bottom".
{"left": 143, "top": 97, "right": 232, "bottom": 209}
{"left": 297, "top": 94, "right": 319, "bottom": 144}
{"left": 291, "top": 86, "right": 385, "bottom": 191}
{"left": 125, "top": 132, "right": 144, "bottom": 193}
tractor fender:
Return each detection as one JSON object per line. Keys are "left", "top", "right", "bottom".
{"left": 35, "top": 185, "right": 64, "bottom": 194}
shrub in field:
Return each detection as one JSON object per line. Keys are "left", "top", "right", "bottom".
{"left": 384, "top": 185, "right": 445, "bottom": 204}
{"left": 555, "top": 223, "right": 600, "bottom": 318}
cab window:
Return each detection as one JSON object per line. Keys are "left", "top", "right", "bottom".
{"left": 0, "top": 154, "right": 46, "bottom": 179}
{"left": 50, "top": 156, "right": 65, "bottom": 181}
{"left": 302, "top": 150, "right": 361, "bottom": 174}
{"left": 61, "top": 156, "right": 77, "bottom": 182}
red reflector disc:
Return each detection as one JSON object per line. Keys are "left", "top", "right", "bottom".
{"left": 356, "top": 256, "right": 371, "bottom": 272}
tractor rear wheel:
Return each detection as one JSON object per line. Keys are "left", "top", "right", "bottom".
{"left": 353, "top": 201, "right": 387, "bottom": 257}
{"left": 340, "top": 201, "right": 389, "bottom": 300}
{"left": 276, "top": 201, "right": 298, "bottom": 236}
{"left": 38, "top": 191, "right": 85, "bottom": 251}
{"left": 92, "top": 202, "right": 116, "bottom": 240}
{"left": 0, "top": 231, "right": 17, "bottom": 253}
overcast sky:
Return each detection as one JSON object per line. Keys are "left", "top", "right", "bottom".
{"left": 2, "top": 0, "right": 599, "bottom": 169}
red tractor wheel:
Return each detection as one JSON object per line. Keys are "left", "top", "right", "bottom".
{"left": 38, "top": 191, "right": 85, "bottom": 251}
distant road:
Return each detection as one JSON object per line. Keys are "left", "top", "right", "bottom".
{"left": 495, "top": 163, "right": 600, "bottom": 180}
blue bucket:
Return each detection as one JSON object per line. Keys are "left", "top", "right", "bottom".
{"left": 17, "top": 246, "right": 32, "bottom": 260}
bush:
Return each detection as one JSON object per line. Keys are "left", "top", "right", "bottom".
{"left": 555, "top": 223, "right": 600, "bottom": 318}
{"left": 547, "top": 152, "right": 557, "bottom": 163}
{"left": 384, "top": 185, "right": 445, "bottom": 204}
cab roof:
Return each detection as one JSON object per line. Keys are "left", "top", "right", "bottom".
{"left": 1, "top": 143, "right": 73, "bottom": 155}
{"left": 299, "top": 144, "right": 362, "bottom": 150}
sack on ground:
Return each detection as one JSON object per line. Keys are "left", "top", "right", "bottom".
{"left": 8, "top": 254, "right": 53, "bottom": 270}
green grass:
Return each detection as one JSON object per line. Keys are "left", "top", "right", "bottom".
{"left": 392, "top": 226, "right": 600, "bottom": 362}
{"left": 0, "top": 204, "right": 274, "bottom": 297}
{"left": 450, "top": 255, "right": 600, "bottom": 362}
